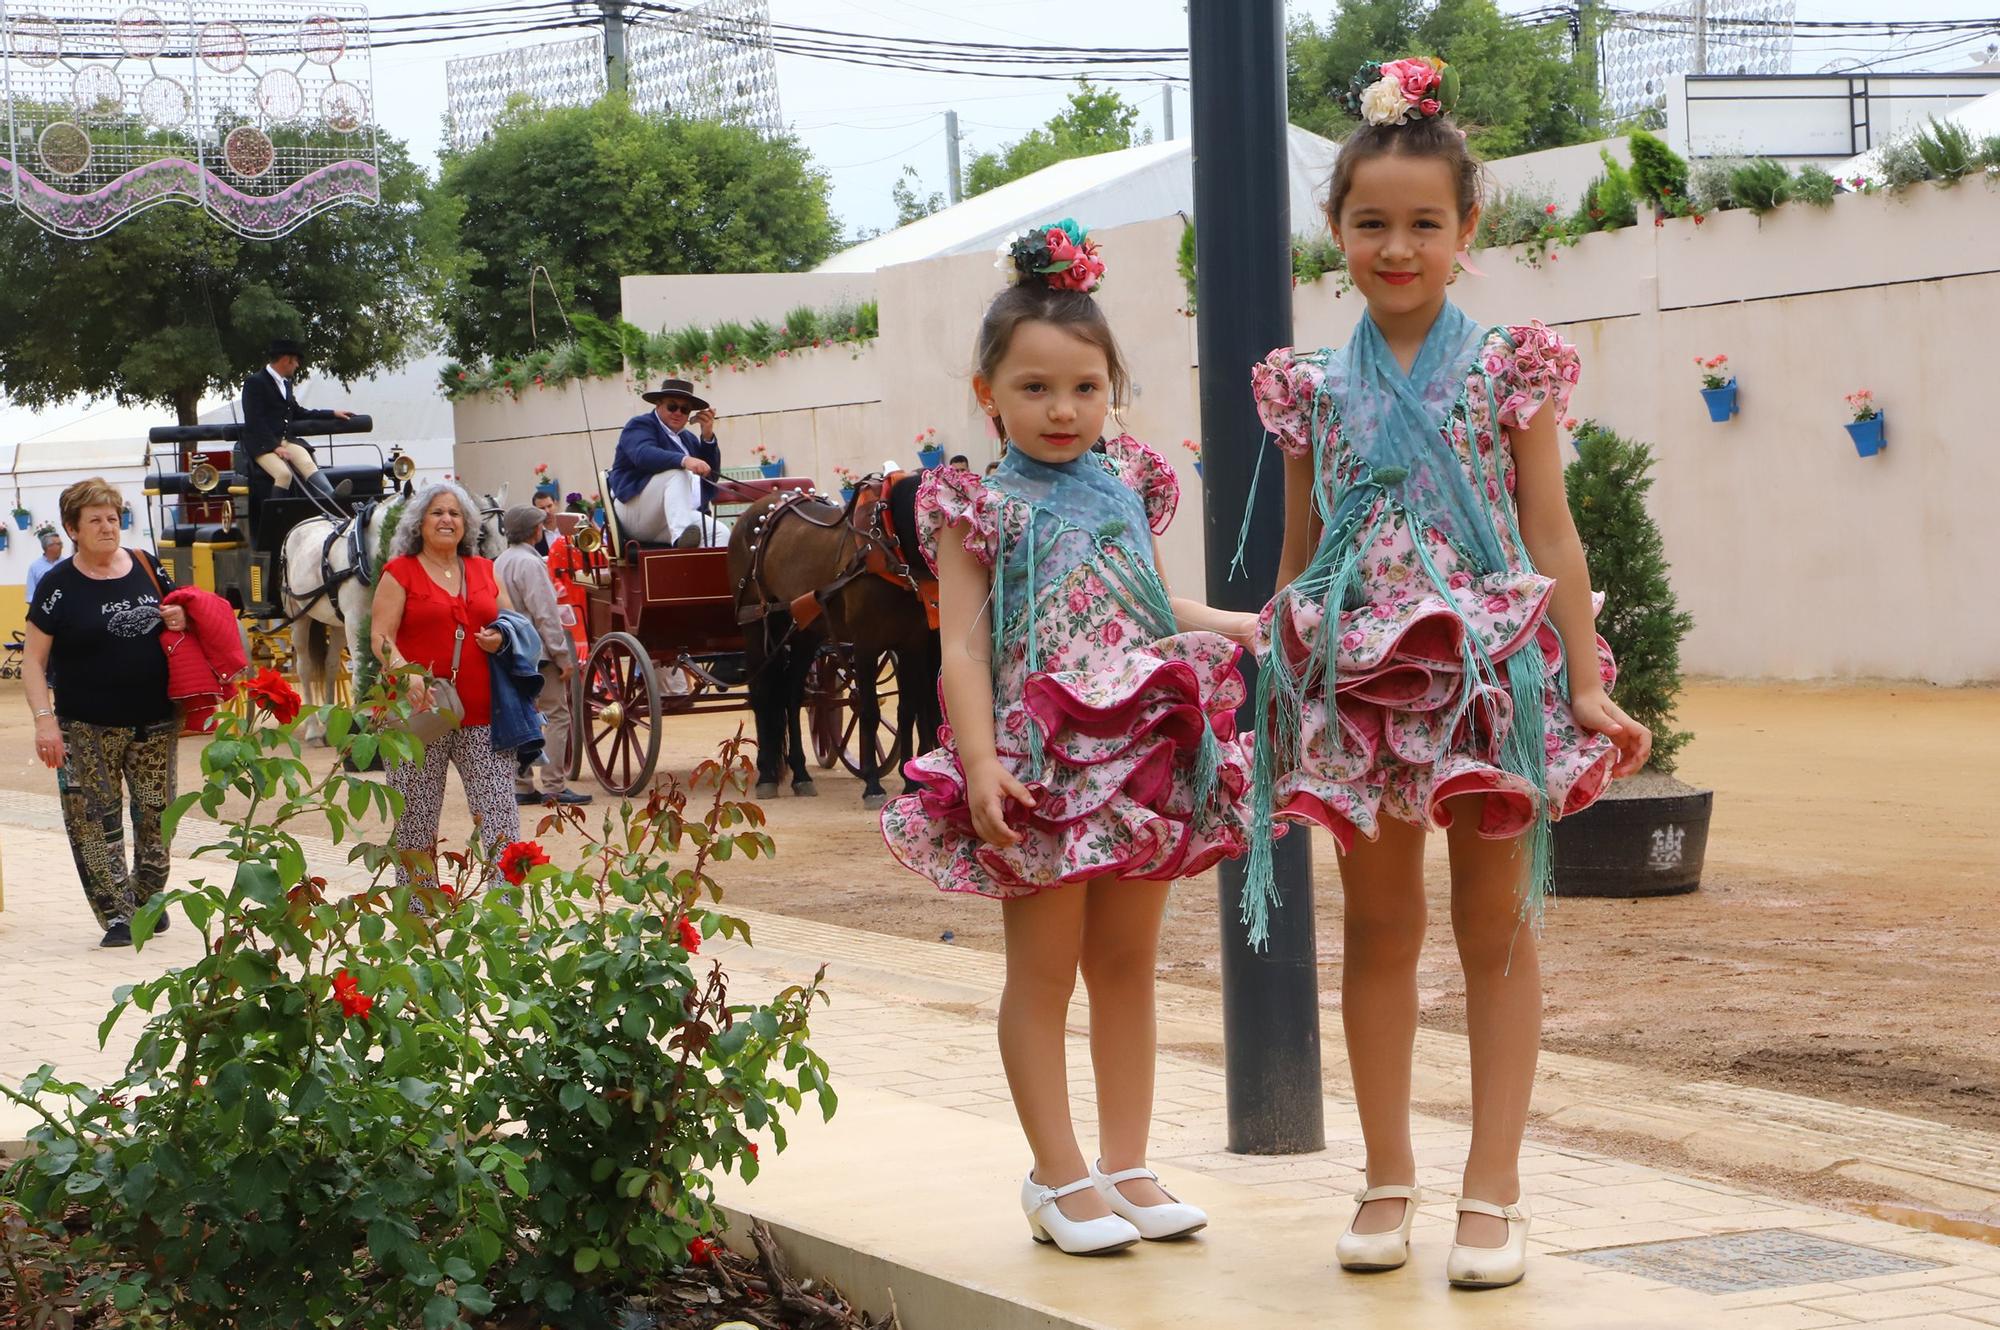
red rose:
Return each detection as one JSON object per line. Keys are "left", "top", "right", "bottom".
{"left": 687, "top": 1236, "right": 717, "bottom": 1265}
{"left": 497, "top": 840, "right": 549, "bottom": 886}
{"left": 677, "top": 915, "right": 702, "bottom": 952}
{"left": 1544, "top": 203, "right": 1557, "bottom": 216}
{"left": 1100, "top": 620, "right": 1124, "bottom": 648}
{"left": 746, "top": 1142, "right": 759, "bottom": 1160}
{"left": 330, "top": 968, "right": 373, "bottom": 1020}
{"left": 241, "top": 667, "right": 301, "bottom": 725}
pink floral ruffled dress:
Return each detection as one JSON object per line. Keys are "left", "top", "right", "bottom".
{"left": 1247, "top": 318, "right": 1617, "bottom": 919}
{"left": 881, "top": 436, "right": 1253, "bottom": 899}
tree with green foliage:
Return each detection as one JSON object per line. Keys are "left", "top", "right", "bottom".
{"left": 963, "top": 80, "right": 1148, "bottom": 198}
{"left": 890, "top": 165, "right": 946, "bottom": 227}
{"left": 1288, "top": 0, "right": 1601, "bottom": 157}
{"left": 439, "top": 95, "right": 837, "bottom": 363}
{"left": 0, "top": 135, "right": 447, "bottom": 424}
{"left": 1565, "top": 421, "right": 1694, "bottom": 773}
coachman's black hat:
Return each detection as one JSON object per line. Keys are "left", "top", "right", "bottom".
{"left": 267, "top": 337, "right": 305, "bottom": 361}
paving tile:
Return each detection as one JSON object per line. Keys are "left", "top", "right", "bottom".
{"left": 1707, "top": 1308, "right": 1859, "bottom": 1329}
{"left": 1799, "top": 1287, "right": 1992, "bottom": 1320}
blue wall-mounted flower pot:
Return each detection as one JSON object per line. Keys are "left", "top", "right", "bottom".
{"left": 0, "top": 528, "right": 10, "bottom": 551}
{"left": 119, "top": 507, "right": 132, "bottom": 529}
{"left": 840, "top": 485, "right": 857, "bottom": 504}
{"left": 1845, "top": 413, "right": 1886, "bottom": 458}
{"left": 1700, "top": 381, "right": 1739, "bottom": 422}
{"left": 917, "top": 446, "right": 945, "bottom": 470}
{"left": 1193, "top": 461, "right": 1203, "bottom": 478}
{"left": 11, "top": 511, "right": 29, "bottom": 531}
{"left": 759, "top": 459, "right": 785, "bottom": 478}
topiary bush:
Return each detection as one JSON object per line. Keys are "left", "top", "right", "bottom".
{"left": 0, "top": 680, "right": 833, "bottom": 1329}
{"left": 1578, "top": 150, "right": 1639, "bottom": 231}
{"left": 1565, "top": 421, "right": 1695, "bottom": 773}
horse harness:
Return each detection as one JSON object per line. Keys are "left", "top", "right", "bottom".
{"left": 735, "top": 472, "right": 939, "bottom": 642}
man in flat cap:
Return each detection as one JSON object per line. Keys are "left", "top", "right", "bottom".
{"left": 607, "top": 377, "right": 729, "bottom": 548}
{"left": 241, "top": 337, "right": 353, "bottom": 511}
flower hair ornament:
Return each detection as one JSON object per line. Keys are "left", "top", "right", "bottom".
{"left": 993, "top": 217, "right": 1107, "bottom": 293}
{"left": 1341, "top": 56, "right": 1461, "bottom": 128}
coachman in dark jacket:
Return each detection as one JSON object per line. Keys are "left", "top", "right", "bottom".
{"left": 240, "top": 337, "right": 353, "bottom": 512}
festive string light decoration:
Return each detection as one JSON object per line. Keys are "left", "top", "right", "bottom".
{"left": 1, "top": 1, "right": 380, "bottom": 239}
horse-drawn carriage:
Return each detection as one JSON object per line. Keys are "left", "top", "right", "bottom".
{"left": 563, "top": 468, "right": 940, "bottom": 802}
{"left": 141, "top": 414, "right": 411, "bottom": 620}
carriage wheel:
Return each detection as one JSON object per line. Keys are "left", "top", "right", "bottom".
{"left": 584, "top": 631, "right": 662, "bottom": 796}
{"left": 838, "top": 649, "right": 902, "bottom": 780}
{"left": 806, "top": 647, "right": 849, "bottom": 771}
{"left": 566, "top": 663, "right": 586, "bottom": 783}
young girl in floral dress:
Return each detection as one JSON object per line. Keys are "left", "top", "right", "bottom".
{"left": 1245, "top": 60, "right": 1651, "bottom": 1289}
{"left": 882, "top": 221, "right": 1259, "bottom": 1256}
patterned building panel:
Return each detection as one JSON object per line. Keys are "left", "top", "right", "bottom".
{"left": 1601, "top": 1, "right": 1796, "bottom": 122}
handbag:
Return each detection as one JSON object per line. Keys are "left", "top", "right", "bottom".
{"left": 402, "top": 569, "right": 469, "bottom": 744}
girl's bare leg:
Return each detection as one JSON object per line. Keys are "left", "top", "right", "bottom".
{"left": 1444, "top": 794, "right": 1540, "bottom": 1249}
{"left": 1080, "top": 878, "right": 1174, "bottom": 1207}
{"left": 999, "top": 885, "right": 1110, "bottom": 1220}
{"left": 1335, "top": 817, "right": 1430, "bottom": 1234}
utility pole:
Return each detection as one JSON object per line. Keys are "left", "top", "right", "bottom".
{"left": 944, "top": 109, "right": 963, "bottom": 204}
{"left": 1189, "top": 0, "right": 1326, "bottom": 1157}
{"left": 1692, "top": 0, "right": 1709, "bottom": 75}
{"left": 1577, "top": 0, "right": 1603, "bottom": 130}
{"left": 599, "top": 0, "right": 629, "bottom": 95}
{"left": 1162, "top": 83, "right": 1175, "bottom": 140}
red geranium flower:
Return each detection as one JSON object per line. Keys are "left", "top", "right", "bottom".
{"left": 745, "top": 1142, "right": 758, "bottom": 1160}
{"left": 677, "top": 915, "right": 702, "bottom": 953}
{"left": 687, "top": 1236, "right": 717, "bottom": 1264}
{"left": 240, "top": 667, "right": 301, "bottom": 725}
{"left": 498, "top": 840, "right": 548, "bottom": 885}
{"left": 331, "top": 968, "right": 373, "bottom": 1020}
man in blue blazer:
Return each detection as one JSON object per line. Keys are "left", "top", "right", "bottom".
{"left": 608, "top": 378, "right": 728, "bottom": 547}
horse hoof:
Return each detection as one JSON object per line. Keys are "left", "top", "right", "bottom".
{"left": 793, "top": 781, "right": 818, "bottom": 798}
{"left": 861, "top": 793, "right": 888, "bottom": 811}
{"left": 755, "top": 782, "right": 781, "bottom": 799}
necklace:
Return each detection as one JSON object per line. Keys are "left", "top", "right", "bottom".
{"left": 421, "top": 552, "right": 459, "bottom": 583}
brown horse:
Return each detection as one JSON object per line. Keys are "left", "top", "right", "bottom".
{"left": 728, "top": 475, "right": 941, "bottom": 808}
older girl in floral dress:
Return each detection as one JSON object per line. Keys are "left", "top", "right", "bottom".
{"left": 1246, "top": 59, "right": 1652, "bottom": 1290}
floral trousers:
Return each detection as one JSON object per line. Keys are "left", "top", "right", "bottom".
{"left": 55, "top": 716, "right": 179, "bottom": 931}
{"left": 387, "top": 723, "right": 521, "bottom": 886}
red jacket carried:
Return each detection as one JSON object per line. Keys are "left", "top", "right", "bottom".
{"left": 160, "top": 587, "right": 247, "bottom": 733}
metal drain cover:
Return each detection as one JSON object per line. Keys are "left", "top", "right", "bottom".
{"left": 1565, "top": 1228, "right": 1942, "bottom": 1295}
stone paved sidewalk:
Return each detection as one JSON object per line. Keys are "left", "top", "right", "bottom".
{"left": 7, "top": 793, "right": 2000, "bottom": 1327}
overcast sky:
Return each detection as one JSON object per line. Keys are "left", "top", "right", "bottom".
{"left": 357, "top": 0, "right": 2000, "bottom": 240}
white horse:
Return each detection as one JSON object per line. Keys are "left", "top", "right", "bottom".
{"left": 284, "top": 484, "right": 508, "bottom": 739}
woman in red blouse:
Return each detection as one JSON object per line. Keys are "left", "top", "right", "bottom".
{"left": 371, "top": 483, "right": 519, "bottom": 884}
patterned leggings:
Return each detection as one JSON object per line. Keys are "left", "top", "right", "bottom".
{"left": 387, "top": 724, "right": 521, "bottom": 885}
{"left": 56, "top": 717, "right": 179, "bottom": 931}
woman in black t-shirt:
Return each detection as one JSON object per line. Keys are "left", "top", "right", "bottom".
{"left": 24, "top": 478, "right": 188, "bottom": 948}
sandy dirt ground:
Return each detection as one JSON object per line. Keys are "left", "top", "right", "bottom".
{"left": 4, "top": 679, "right": 1997, "bottom": 1141}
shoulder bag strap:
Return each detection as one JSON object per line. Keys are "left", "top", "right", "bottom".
{"left": 133, "top": 548, "right": 164, "bottom": 599}
{"left": 448, "top": 563, "right": 468, "bottom": 684}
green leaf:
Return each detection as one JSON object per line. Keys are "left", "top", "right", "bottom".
{"left": 423, "top": 1293, "right": 460, "bottom": 1329}
{"left": 443, "top": 1256, "right": 477, "bottom": 1282}
{"left": 559, "top": 1081, "right": 586, "bottom": 1112}
{"left": 397, "top": 1076, "right": 439, "bottom": 1107}
{"left": 456, "top": 1284, "right": 495, "bottom": 1315}
{"left": 572, "top": 1246, "right": 600, "bottom": 1274}
{"left": 465, "top": 1226, "right": 502, "bottom": 1271}
{"left": 234, "top": 862, "right": 282, "bottom": 905}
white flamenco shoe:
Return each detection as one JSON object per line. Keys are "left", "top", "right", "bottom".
{"left": 1335, "top": 1184, "right": 1421, "bottom": 1272}
{"left": 1021, "top": 1171, "right": 1142, "bottom": 1255}
{"left": 1089, "top": 1160, "right": 1208, "bottom": 1240}
{"left": 1447, "top": 1196, "right": 1531, "bottom": 1289}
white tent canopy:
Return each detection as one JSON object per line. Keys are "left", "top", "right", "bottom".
{"left": 817, "top": 125, "right": 1342, "bottom": 274}
{"left": 1835, "top": 87, "right": 2000, "bottom": 183}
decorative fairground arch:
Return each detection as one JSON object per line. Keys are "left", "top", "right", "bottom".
{"left": 0, "top": 0, "right": 378, "bottom": 239}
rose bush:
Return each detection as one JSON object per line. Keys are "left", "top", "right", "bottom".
{"left": 0, "top": 675, "right": 833, "bottom": 1328}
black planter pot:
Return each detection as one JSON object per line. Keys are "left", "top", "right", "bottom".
{"left": 1552, "top": 789, "right": 1713, "bottom": 898}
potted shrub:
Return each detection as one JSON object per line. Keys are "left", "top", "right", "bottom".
{"left": 834, "top": 465, "right": 859, "bottom": 504}
{"left": 1696, "top": 355, "right": 1737, "bottom": 421}
{"left": 1554, "top": 421, "right": 1710, "bottom": 897}
{"left": 751, "top": 443, "right": 785, "bottom": 478}
{"left": 1844, "top": 389, "right": 1886, "bottom": 457}
{"left": 533, "top": 461, "right": 560, "bottom": 499}
{"left": 915, "top": 427, "right": 945, "bottom": 469}
{"left": 1183, "top": 437, "right": 1202, "bottom": 479}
